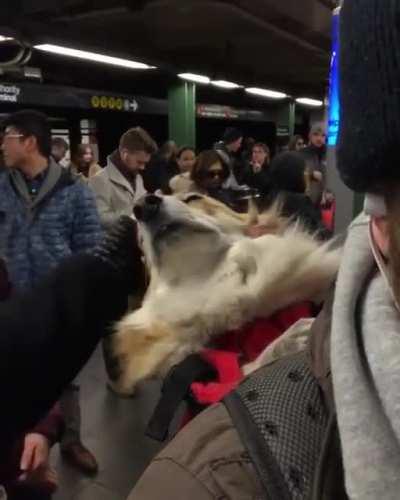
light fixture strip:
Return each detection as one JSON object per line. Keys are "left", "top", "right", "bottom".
{"left": 211, "top": 80, "right": 241, "bottom": 89}
{"left": 178, "top": 73, "right": 210, "bottom": 84}
{"left": 245, "top": 87, "right": 287, "bottom": 99}
{"left": 34, "top": 44, "right": 155, "bottom": 69}
{"left": 295, "top": 97, "right": 323, "bottom": 107}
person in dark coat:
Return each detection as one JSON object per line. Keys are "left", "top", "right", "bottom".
{"left": 143, "top": 140, "right": 178, "bottom": 194}
{"left": 0, "top": 258, "right": 62, "bottom": 499}
{"left": 0, "top": 216, "right": 143, "bottom": 498}
{"left": 266, "top": 151, "right": 330, "bottom": 239}
{"left": 301, "top": 123, "right": 326, "bottom": 205}
{"left": 242, "top": 142, "right": 271, "bottom": 194}
{"left": 214, "top": 127, "right": 245, "bottom": 189}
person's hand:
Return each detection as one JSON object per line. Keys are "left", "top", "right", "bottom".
{"left": 20, "top": 433, "right": 50, "bottom": 473}
{"left": 251, "top": 162, "right": 262, "bottom": 173}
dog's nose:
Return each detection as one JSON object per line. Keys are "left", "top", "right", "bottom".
{"left": 134, "top": 194, "right": 162, "bottom": 222}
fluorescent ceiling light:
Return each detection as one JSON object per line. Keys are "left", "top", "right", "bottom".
{"left": 245, "top": 87, "right": 287, "bottom": 99}
{"left": 178, "top": 73, "right": 210, "bottom": 84}
{"left": 211, "top": 80, "right": 241, "bottom": 89}
{"left": 296, "top": 97, "right": 324, "bottom": 107}
{"left": 0, "top": 36, "right": 13, "bottom": 42}
{"left": 34, "top": 44, "right": 156, "bottom": 69}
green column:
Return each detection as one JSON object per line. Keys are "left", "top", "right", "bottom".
{"left": 276, "top": 101, "right": 296, "bottom": 138}
{"left": 168, "top": 81, "right": 196, "bottom": 148}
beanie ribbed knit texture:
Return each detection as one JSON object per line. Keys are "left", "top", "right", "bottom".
{"left": 337, "top": 0, "right": 400, "bottom": 193}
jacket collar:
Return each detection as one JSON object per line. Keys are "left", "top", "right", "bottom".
{"left": 9, "top": 158, "right": 63, "bottom": 209}
{"left": 107, "top": 160, "right": 135, "bottom": 195}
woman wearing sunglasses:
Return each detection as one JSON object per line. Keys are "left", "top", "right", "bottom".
{"left": 189, "top": 150, "right": 238, "bottom": 208}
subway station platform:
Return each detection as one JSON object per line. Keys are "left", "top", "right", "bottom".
{"left": 52, "top": 347, "right": 163, "bottom": 500}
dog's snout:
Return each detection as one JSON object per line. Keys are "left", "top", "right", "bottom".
{"left": 134, "top": 195, "right": 162, "bottom": 221}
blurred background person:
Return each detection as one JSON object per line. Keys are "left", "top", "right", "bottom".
{"left": 214, "top": 127, "right": 246, "bottom": 189}
{"left": 143, "top": 139, "right": 178, "bottom": 193}
{"left": 242, "top": 142, "right": 271, "bottom": 194}
{"left": 50, "top": 137, "right": 69, "bottom": 167}
{"left": 71, "top": 144, "right": 101, "bottom": 180}
{"left": 288, "top": 134, "right": 305, "bottom": 152}
{"left": 169, "top": 146, "right": 196, "bottom": 194}
{"left": 266, "top": 151, "right": 329, "bottom": 239}
{"left": 241, "top": 136, "right": 256, "bottom": 163}
{"left": 301, "top": 123, "right": 326, "bottom": 206}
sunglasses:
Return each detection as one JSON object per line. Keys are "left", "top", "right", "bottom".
{"left": 206, "top": 170, "right": 224, "bottom": 179}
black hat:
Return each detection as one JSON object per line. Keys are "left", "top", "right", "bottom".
{"left": 269, "top": 152, "right": 306, "bottom": 194}
{"left": 222, "top": 127, "right": 243, "bottom": 145}
{"left": 337, "top": 0, "right": 400, "bottom": 193}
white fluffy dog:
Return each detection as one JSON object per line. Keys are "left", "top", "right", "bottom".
{"left": 110, "top": 194, "right": 339, "bottom": 396}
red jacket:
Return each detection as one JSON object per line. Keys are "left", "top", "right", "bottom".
{"left": 191, "top": 302, "right": 312, "bottom": 405}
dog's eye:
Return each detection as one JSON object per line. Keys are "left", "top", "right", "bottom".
{"left": 184, "top": 194, "right": 203, "bottom": 204}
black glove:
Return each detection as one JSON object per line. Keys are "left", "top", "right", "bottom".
{"left": 93, "top": 216, "right": 146, "bottom": 295}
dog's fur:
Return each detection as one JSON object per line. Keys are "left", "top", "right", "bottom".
{"left": 111, "top": 194, "right": 340, "bottom": 395}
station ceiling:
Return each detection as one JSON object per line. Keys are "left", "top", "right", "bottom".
{"left": 1, "top": 0, "right": 335, "bottom": 99}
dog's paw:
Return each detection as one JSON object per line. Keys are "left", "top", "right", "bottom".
{"left": 107, "top": 380, "right": 138, "bottom": 399}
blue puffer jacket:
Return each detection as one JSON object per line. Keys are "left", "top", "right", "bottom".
{"left": 0, "top": 160, "right": 103, "bottom": 291}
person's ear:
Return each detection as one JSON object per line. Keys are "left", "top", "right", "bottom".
{"left": 24, "top": 135, "right": 37, "bottom": 154}
{"left": 120, "top": 148, "right": 129, "bottom": 164}
{"left": 372, "top": 216, "right": 390, "bottom": 257}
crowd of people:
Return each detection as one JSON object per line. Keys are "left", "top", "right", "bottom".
{"left": 0, "top": 1, "right": 397, "bottom": 499}
{"left": 0, "top": 108, "right": 331, "bottom": 499}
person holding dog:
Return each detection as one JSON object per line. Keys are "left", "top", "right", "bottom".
{"left": 128, "top": 1, "right": 400, "bottom": 498}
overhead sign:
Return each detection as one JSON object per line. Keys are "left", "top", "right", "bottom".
{"left": 197, "top": 104, "right": 274, "bottom": 123}
{"left": 0, "top": 80, "right": 275, "bottom": 123}
{"left": 197, "top": 104, "right": 240, "bottom": 119}
{"left": 0, "top": 84, "right": 21, "bottom": 103}
{"left": 0, "top": 81, "right": 167, "bottom": 115}
{"left": 277, "top": 126, "right": 290, "bottom": 137}
{"left": 90, "top": 94, "right": 139, "bottom": 112}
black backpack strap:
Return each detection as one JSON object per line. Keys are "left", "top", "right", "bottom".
{"left": 224, "top": 391, "right": 291, "bottom": 500}
{"left": 146, "top": 354, "right": 216, "bottom": 441}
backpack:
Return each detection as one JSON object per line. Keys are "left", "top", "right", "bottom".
{"left": 223, "top": 351, "right": 348, "bottom": 499}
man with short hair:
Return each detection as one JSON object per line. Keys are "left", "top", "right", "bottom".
{"left": 214, "top": 127, "right": 245, "bottom": 189}
{"left": 0, "top": 109, "right": 102, "bottom": 476}
{"left": 90, "top": 127, "right": 157, "bottom": 228}
{"left": 301, "top": 123, "right": 327, "bottom": 205}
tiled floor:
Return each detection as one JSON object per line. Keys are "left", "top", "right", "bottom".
{"left": 51, "top": 347, "right": 164, "bottom": 500}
